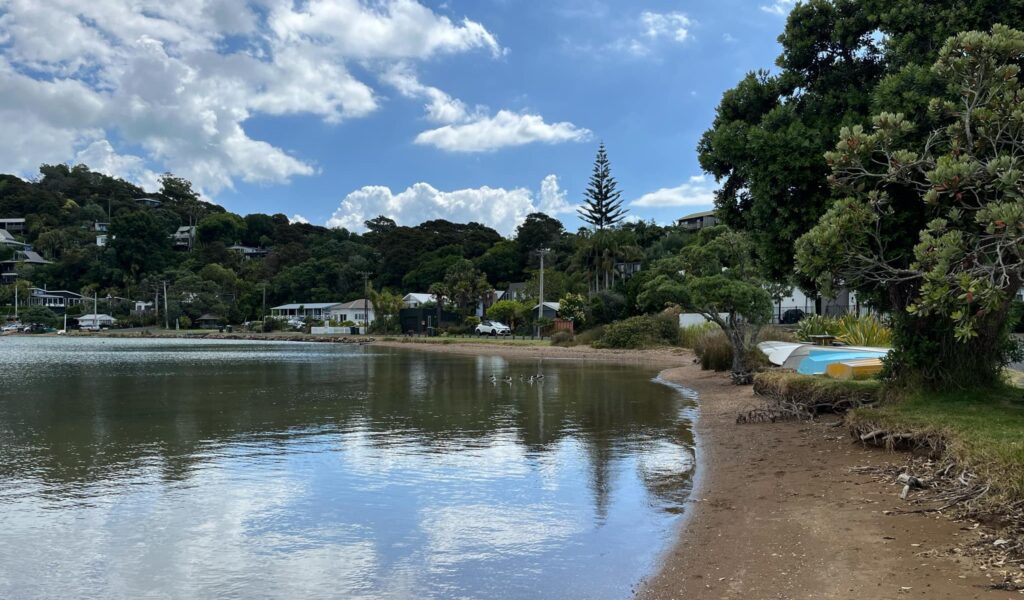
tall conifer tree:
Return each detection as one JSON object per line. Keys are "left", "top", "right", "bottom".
{"left": 578, "top": 143, "right": 626, "bottom": 230}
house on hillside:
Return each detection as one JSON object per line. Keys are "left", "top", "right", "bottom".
{"left": 228, "top": 244, "right": 269, "bottom": 259}
{"left": 533, "top": 302, "right": 561, "bottom": 320}
{"left": 0, "top": 250, "right": 51, "bottom": 284}
{"left": 0, "top": 229, "right": 27, "bottom": 249}
{"left": 503, "top": 282, "right": 528, "bottom": 302}
{"left": 0, "top": 218, "right": 26, "bottom": 233}
{"left": 677, "top": 210, "right": 719, "bottom": 231}
{"left": 135, "top": 196, "right": 163, "bottom": 208}
{"left": 28, "top": 288, "right": 85, "bottom": 313}
{"left": 77, "top": 313, "right": 117, "bottom": 330}
{"left": 172, "top": 226, "right": 196, "bottom": 250}
{"left": 328, "top": 300, "right": 375, "bottom": 326}
{"left": 270, "top": 302, "right": 342, "bottom": 320}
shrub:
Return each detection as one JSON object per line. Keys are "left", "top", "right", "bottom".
{"left": 679, "top": 321, "right": 719, "bottom": 349}
{"left": 757, "top": 325, "right": 798, "bottom": 343}
{"left": 795, "top": 314, "right": 842, "bottom": 341}
{"left": 550, "top": 331, "right": 575, "bottom": 346}
{"left": 594, "top": 314, "right": 679, "bottom": 349}
{"left": 465, "top": 316, "right": 481, "bottom": 328}
{"left": 589, "top": 291, "right": 627, "bottom": 325}
{"left": 572, "top": 325, "right": 605, "bottom": 346}
{"left": 836, "top": 315, "right": 892, "bottom": 347}
{"left": 694, "top": 330, "right": 733, "bottom": 371}
{"left": 178, "top": 316, "right": 192, "bottom": 329}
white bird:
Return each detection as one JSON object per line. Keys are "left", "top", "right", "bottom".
{"left": 528, "top": 376, "right": 535, "bottom": 384}
{"left": 503, "top": 376, "right": 513, "bottom": 384}
{"left": 535, "top": 374, "right": 545, "bottom": 380}
{"left": 489, "top": 375, "right": 497, "bottom": 383}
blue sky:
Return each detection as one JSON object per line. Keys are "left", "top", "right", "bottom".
{"left": 0, "top": 0, "right": 794, "bottom": 235}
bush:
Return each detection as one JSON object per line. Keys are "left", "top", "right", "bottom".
{"left": 836, "top": 315, "right": 892, "bottom": 347}
{"left": 694, "top": 330, "right": 733, "bottom": 371}
{"left": 594, "top": 314, "right": 679, "bottom": 349}
{"left": 465, "top": 316, "right": 481, "bottom": 328}
{"left": 679, "top": 321, "right": 719, "bottom": 349}
{"left": 757, "top": 325, "right": 798, "bottom": 343}
{"left": 550, "top": 331, "right": 575, "bottom": 346}
{"left": 796, "top": 314, "right": 842, "bottom": 341}
{"left": 571, "top": 325, "right": 605, "bottom": 346}
{"left": 178, "top": 315, "right": 192, "bottom": 329}
{"left": 589, "top": 291, "right": 627, "bottom": 325}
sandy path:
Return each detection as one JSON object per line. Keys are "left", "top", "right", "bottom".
{"left": 374, "top": 342, "right": 997, "bottom": 598}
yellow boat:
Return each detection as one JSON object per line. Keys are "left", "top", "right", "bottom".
{"left": 826, "top": 358, "right": 883, "bottom": 380}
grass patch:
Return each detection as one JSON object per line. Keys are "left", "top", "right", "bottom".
{"left": 390, "top": 336, "right": 551, "bottom": 347}
{"left": 848, "top": 385, "right": 1024, "bottom": 499}
{"left": 746, "top": 371, "right": 883, "bottom": 421}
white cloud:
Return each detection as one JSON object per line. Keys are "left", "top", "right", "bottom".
{"left": 0, "top": 0, "right": 503, "bottom": 194}
{"left": 723, "top": 33, "right": 737, "bottom": 43}
{"left": 327, "top": 175, "right": 572, "bottom": 235}
{"left": 380, "top": 63, "right": 473, "bottom": 124}
{"left": 289, "top": 214, "right": 310, "bottom": 225}
{"left": 74, "top": 140, "right": 162, "bottom": 191}
{"left": 760, "top": 0, "right": 797, "bottom": 16}
{"left": 640, "top": 11, "right": 691, "bottom": 43}
{"left": 415, "top": 110, "right": 591, "bottom": 152}
{"left": 631, "top": 175, "right": 717, "bottom": 208}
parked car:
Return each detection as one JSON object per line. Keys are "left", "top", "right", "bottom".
{"left": 781, "top": 308, "right": 805, "bottom": 325}
{"left": 475, "top": 320, "right": 511, "bottom": 336}
{"left": 1, "top": 322, "right": 22, "bottom": 333}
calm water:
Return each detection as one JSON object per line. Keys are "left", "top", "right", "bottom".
{"left": 0, "top": 337, "right": 696, "bottom": 599}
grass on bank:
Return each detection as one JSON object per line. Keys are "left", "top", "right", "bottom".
{"left": 380, "top": 336, "right": 551, "bottom": 347}
{"left": 848, "top": 385, "right": 1024, "bottom": 498}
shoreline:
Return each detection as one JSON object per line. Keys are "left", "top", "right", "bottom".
{"left": 373, "top": 341, "right": 999, "bottom": 598}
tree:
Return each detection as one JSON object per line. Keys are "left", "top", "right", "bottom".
{"left": 369, "top": 287, "right": 404, "bottom": 333}
{"left": 109, "top": 210, "right": 171, "bottom": 281}
{"left": 475, "top": 239, "right": 524, "bottom": 285}
{"left": 699, "top": 0, "right": 1024, "bottom": 280}
{"left": 440, "top": 259, "right": 490, "bottom": 316}
{"left": 558, "top": 293, "right": 587, "bottom": 327}
{"left": 578, "top": 143, "right": 626, "bottom": 230}
{"left": 640, "top": 226, "right": 772, "bottom": 383}
{"left": 196, "top": 213, "right": 245, "bottom": 246}
{"left": 486, "top": 299, "right": 530, "bottom": 330}
{"left": 516, "top": 212, "right": 564, "bottom": 254}
{"left": 796, "top": 26, "right": 1024, "bottom": 387}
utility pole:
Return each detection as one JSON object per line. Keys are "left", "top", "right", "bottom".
{"left": 14, "top": 284, "right": 18, "bottom": 320}
{"left": 358, "top": 271, "right": 372, "bottom": 334}
{"left": 261, "top": 281, "right": 268, "bottom": 320}
{"left": 162, "top": 280, "right": 169, "bottom": 330}
{"left": 535, "top": 248, "right": 550, "bottom": 335}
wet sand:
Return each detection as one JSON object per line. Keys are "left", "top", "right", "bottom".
{"left": 372, "top": 341, "right": 998, "bottom": 599}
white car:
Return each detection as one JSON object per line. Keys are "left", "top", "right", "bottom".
{"left": 475, "top": 320, "right": 511, "bottom": 336}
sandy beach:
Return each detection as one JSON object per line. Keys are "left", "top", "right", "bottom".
{"left": 372, "top": 341, "right": 998, "bottom": 598}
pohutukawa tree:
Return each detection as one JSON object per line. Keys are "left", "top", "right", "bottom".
{"left": 579, "top": 143, "right": 626, "bottom": 230}
{"left": 640, "top": 226, "right": 773, "bottom": 384}
{"left": 796, "top": 25, "right": 1024, "bottom": 387}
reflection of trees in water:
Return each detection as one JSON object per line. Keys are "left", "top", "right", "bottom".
{"left": 0, "top": 348, "right": 695, "bottom": 512}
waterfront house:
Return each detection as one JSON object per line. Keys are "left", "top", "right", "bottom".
{"left": 77, "top": 313, "right": 117, "bottom": 329}
{"left": 1, "top": 250, "right": 51, "bottom": 284}
{"left": 270, "top": 302, "right": 342, "bottom": 320}
{"left": 0, "top": 229, "right": 27, "bottom": 249}
{"left": 196, "top": 314, "right": 223, "bottom": 329}
{"left": 28, "top": 288, "right": 85, "bottom": 313}
{"left": 532, "top": 302, "right": 561, "bottom": 320}
{"left": 328, "top": 299, "right": 375, "bottom": 326}
{"left": 135, "top": 196, "right": 163, "bottom": 208}
{"left": 402, "top": 293, "right": 437, "bottom": 308}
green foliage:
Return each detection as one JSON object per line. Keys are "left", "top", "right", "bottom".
{"left": 196, "top": 212, "right": 245, "bottom": 246}
{"left": 440, "top": 259, "right": 489, "bottom": 315}
{"left": 797, "top": 26, "right": 1024, "bottom": 387}
{"left": 178, "top": 315, "right": 192, "bottom": 329}
{"left": 464, "top": 316, "right": 481, "bottom": 328}
{"left": 679, "top": 321, "right": 719, "bottom": 349}
{"left": 754, "top": 371, "right": 884, "bottom": 414}
{"left": 558, "top": 292, "right": 587, "bottom": 326}
{"left": 550, "top": 331, "right": 575, "bottom": 346}
{"left": 593, "top": 314, "right": 679, "bottom": 349}
{"left": 588, "top": 290, "right": 627, "bottom": 325}
{"left": 694, "top": 330, "right": 733, "bottom": 371}
{"left": 837, "top": 315, "right": 892, "bottom": 347}
{"left": 795, "top": 314, "right": 843, "bottom": 341}
{"left": 19, "top": 305, "right": 58, "bottom": 327}
{"left": 487, "top": 299, "right": 530, "bottom": 329}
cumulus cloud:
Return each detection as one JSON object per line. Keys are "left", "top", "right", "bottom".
{"left": 760, "top": 0, "right": 797, "bottom": 16}
{"left": 0, "top": 0, "right": 503, "bottom": 194}
{"left": 289, "top": 214, "right": 310, "bottom": 225}
{"left": 327, "top": 175, "right": 572, "bottom": 235}
{"left": 380, "top": 63, "right": 474, "bottom": 124}
{"left": 640, "top": 11, "right": 691, "bottom": 43}
{"left": 415, "top": 110, "right": 591, "bottom": 152}
{"left": 631, "top": 175, "right": 717, "bottom": 207}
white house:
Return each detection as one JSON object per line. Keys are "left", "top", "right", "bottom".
{"left": 77, "top": 313, "right": 117, "bottom": 329}
{"left": 329, "top": 299, "right": 376, "bottom": 326}
{"left": 270, "top": 303, "right": 342, "bottom": 320}
{"left": 402, "top": 293, "right": 437, "bottom": 308}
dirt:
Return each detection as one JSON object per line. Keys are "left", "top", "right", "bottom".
{"left": 370, "top": 342, "right": 1007, "bottom": 599}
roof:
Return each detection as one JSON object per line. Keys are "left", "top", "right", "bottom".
{"left": 533, "top": 302, "right": 561, "bottom": 311}
{"left": 197, "top": 314, "right": 223, "bottom": 321}
{"left": 19, "top": 251, "right": 50, "bottom": 264}
{"left": 403, "top": 293, "right": 436, "bottom": 303}
{"left": 506, "top": 282, "right": 527, "bottom": 292}
{"left": 271, "top": 302, "right": 343, "bottom": 310}
{"left": 77, "top": 313, "right": 116, "bottom": 321}
{"left": 31, "top": 288, "right": 82, "bottom": 298}
{"left": 678, "top": 210, "right": 716, "bottom": 221}
{"left": 0, "top": 218, "right": 26, "bottom": 223}
{"left": 333, "top": 299, "right": 373, "bottom": 310}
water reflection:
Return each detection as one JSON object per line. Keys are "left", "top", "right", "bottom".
{"left": 0, "top": 337, "right": 695, "bottom": 599}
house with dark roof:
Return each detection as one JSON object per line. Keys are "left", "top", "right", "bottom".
{"left": 28, "top": 288, "right": 85, "bottom": 313}
{"left": 676, "top": 210, "right": 719, "bottom": 230}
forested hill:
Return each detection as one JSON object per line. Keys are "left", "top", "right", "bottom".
{"left": 0, "top": 164, "right": 696, "bottom": 325}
